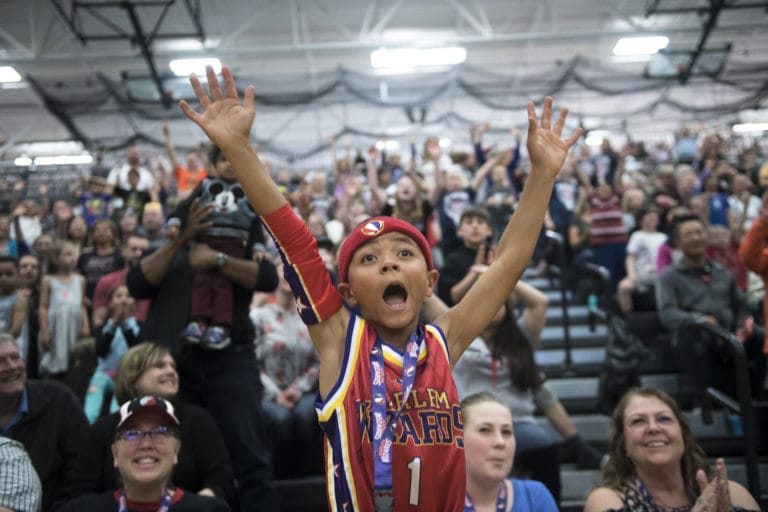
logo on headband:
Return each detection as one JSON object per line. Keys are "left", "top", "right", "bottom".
{"left": 361, "top": 220, "right": 385, "bottom": 237}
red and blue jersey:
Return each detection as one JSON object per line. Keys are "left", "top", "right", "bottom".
{"left": 316, "top": 315, "right": 466, "bottom": 512}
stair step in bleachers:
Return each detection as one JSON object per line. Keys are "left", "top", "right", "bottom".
{"left": 545, "top": 304, "right": 589, "bottom": 326}
{"left": 535, "top": 346, "right": 605, "bottom": 375}
{"left": 539, "top": 323, "right": 609, "bottom": 348}
{"left": 543, "top": 288, "right": 572, "bottom": 307}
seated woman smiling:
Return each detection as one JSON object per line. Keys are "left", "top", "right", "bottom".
{"left": 57, "top": 396, "right": 230, "bottom": 511}
{"left": 461, "top": 391, "right": 558, "bottom": 512}
{"left": 583, "top": 387, "right": 760, "bottom": 512}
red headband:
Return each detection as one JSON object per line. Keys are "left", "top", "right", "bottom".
{"left": 337, "top": 217, "right": 433, "bottom": 283}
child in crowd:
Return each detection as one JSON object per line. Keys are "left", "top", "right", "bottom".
{"left": 180, "top": 65, "right": 581, "bottom": 511}
{"left": 616, "top": 205, "right": 667, "bottom": 314}
{"left": 65, "top": 215, "right": 89, "bottom": 251}
{"left": 74, "top": 176, "right": 112, "bottom": 227}
{"left": 0, "top": 213, "right": 29, "bottom": 259}
{"left": 162, "top": 119, "right": 208, "bottom": 197}
{"left": 112, "top": 168, "right": 154, "bottom": 222}
{"left": 167, "top": 145, "right": 267, "bottom": 348}
{"left": 0, "top": 256, "right": 28, "bottom": 340}
{"left": 38, "top": 239, "right": 89, "bottom": 377}
{"left": 367, "top": 145, "right": 436, "bottom": 244}
{"left": 582, "top": 148, "right": 630, "bottom": 289}
{"left": 84, "top": 284, "right": 140, "bottom": 423}
{"left": 437, "top": 206, "right": 494, "bottom": 306}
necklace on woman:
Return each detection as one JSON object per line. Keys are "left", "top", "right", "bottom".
{"left": 636, "top": 479, "right": 692, "bottom": 512}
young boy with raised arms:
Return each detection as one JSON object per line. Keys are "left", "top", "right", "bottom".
{"left": 180, "top": 65, "right": 581, "bottom": 512}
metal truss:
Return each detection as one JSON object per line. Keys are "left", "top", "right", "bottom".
{"left": 49, "top": 0, "right": 205, "bottom": 107}
{"left": 645, "top": 0, "right": 768, "bottom": 83}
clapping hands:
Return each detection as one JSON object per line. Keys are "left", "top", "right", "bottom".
{"left": 692, "top": 458, "right": 731, "bottom": 512}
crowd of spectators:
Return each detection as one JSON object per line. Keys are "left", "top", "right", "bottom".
{"left": 0, "top": 119, "right": 766, "bottom": 511}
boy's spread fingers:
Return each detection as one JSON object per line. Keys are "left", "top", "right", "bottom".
{"left": 244, "top": 85, "right": 256, "bottom": 110}
{"left": 178, "top": 100, "right": 201, "bottom": 125}
{"left": 189, "top": 75, "right": 210, "bottom": 109}
{"left": 553, "top": 108, "right": 567, "bottom": 136}
{"left": 206, "top": 65, "right": 223, "bottom": 100}
{"left": 541, "top": 96, "right": 552, "bottom": 130}
{"left": 223, "top": 67, "right": 239, "bottom": 99}
{"left": 526, "top": 102, "right": 537, "bottom": 130}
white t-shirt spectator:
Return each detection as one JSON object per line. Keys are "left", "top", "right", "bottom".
{"left": 728, "top": 193, "right": 761, "bottom": 231}
{"left": 107, "top": 164, "right": 154, "bottom": 192}
{"left": 626, "top": 230, "right": 667, "bottom": 288}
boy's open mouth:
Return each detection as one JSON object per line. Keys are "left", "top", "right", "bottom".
{"left": 383, "top": 284, "right": 407, "bottom": 307}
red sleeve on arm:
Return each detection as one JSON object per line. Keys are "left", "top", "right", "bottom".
{"left": 262, "top": 203, "right": 343, "bottom": 325}
{"left": 739, "top": 218, "right": 768, "bottom": 276}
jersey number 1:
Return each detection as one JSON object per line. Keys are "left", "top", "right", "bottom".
{"left": 407, "top": 457, "right": 421, "bottom": 506}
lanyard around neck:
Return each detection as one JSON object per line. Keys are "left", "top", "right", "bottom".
{"left": 370, "top": 329, "right": 421, "bottom": 497}
{"left": 463, "top": 481, "right": 508, "bottom": 512}
{"left": 118, "top": 487, "right": 172, "bottom": 512}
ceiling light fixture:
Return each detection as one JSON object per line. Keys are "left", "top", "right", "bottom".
{"left": 733, "top": 123, "right": 768, "bottom": 133}
{"left": 15, "top": 154, "right": 94, "bottom": 167}
{"left": 613, "top": 36, "right": 669, "bottom": 56}
{"left": 169, "top": 58, "right": 222, "bottom": 77}
{"left": 371, "top": 47, "right": 467, "bottom": 69}
{"left": 0, "top": 66, "right": 22, "bottom": 83}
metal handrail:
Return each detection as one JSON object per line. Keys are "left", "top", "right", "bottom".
{"left": 697, "top": 321, "right": 761, "bottom": 499}
{"left": 544, "top": 230, "right": 573, "bottom": 371}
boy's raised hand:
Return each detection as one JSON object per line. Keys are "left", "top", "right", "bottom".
{"left": 179, "top": 65, "right": 255, "bottom": 151}
{"left": 526, "top": 96, "right": 582, "bottom": 177}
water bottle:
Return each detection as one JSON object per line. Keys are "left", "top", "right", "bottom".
{"left": 727, "top": 414, "right": 743, "bottom": 437}
{"left": 587, "top": 293, "right": 598, "bottom": 332}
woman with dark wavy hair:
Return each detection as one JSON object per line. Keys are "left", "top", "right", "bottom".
{"left": 584, "top": 387, "right": 759, "bottom": 512}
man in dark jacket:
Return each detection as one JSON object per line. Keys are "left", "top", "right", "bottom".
{"left": 127, "top": 198, "right": 279, "bottom": 512}
{"left": 0, "top": 332, "right": 87, "bottom": 511}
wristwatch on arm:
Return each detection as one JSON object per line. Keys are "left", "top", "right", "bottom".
{"left": 215, "top": 252, "right": 229, "bottom": 268}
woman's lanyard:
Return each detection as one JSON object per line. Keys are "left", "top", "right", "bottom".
{"left": 118, "top": 487, "right": 173, "bottom": 512}
{"left": 370, "top": 329, "right": 421, "bottom": 512}
{"left": 463, "top": 481, "right": 508, "bottom": 512}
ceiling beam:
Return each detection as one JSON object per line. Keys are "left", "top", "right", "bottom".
{"left": 121, "top": 1, "right": 171, "bottom": 107}
{"left": 310, "top": 0, "right": 354, "bottom": 41}
{"left": 370, "top": 0, "right": 404, "bottom": 35}
{"left": 358, "top": 0, "right": 377, "bottom": 40}
{"left": 444, "top": 0, "right": 492, "bottom": 38}
{"left": 648, "top": 1, "right": 768, "bottom": 15}
{"left": 290, "top": 0, "right": 302, "bottom": 47}
{"left": 7, "top": 20, "right": 768, "bottom": 64}
{"left": 0, "top": 26, "right": 32, "bottom": 55}
{"left": 678, "top": 0, "right": 726, "bottom": 84}
{"left": 472, "top": 0, "right": 493, "bottom": 36}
